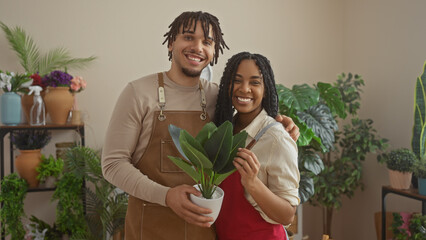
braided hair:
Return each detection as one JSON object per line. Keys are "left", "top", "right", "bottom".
{"left": 162, "top": 11, "right": 229, "bottom": 65}
{"left": 213, "top": 52, "right": 279, "bottom": 126}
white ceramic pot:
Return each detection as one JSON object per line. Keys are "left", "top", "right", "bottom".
{"left": 190, "top": 184, "right": 224, "bottom": 223}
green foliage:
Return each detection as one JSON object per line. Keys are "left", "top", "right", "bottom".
{"left": 413, "top": 157, "right": 426, "bottom": 178}
{"left": 391, "top": 213, "right": 426, "bottom": 240}
{"left": 36, "top": 154, "right": 64, "bottom": 183}
{"left": 28, "top": 215, "right": 62, "bottom": 240}
{"left": 0, "top": 21, "right": 96, "bottom": 76}
{"left": 277, "top": 73, "right": 388, "bottom": 236}
{"left": 378, "top": 148, "right": 417, "bottom": 172}
{"left": 11, "top": 129, "right": 51, "bottom": 150}
{"left": 0, "top": 173, "right": 28, "bottom": 240}
{"left": 412, "top": 61, "right": 426, "bottom": 161}
{"left": 52, "top": 172, "right": 86, "bottom": 236}
{"left": 63, "top": 146, "right": 127, "bottom": 240}
{"left": 168, "top": 121, "right": 248, "bottom": 199}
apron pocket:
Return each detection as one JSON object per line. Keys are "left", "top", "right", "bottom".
{"left": 161, "top": 139, "right": 185, "bottom": 173}
{"left": 142, "top": 202, "right": 186, "bottom": 239}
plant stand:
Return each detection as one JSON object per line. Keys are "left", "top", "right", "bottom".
{"left": 0, "top": 123, "right": 85, "bottom": 240}
{"left": 381, "top": 185, "right": 426, "bottom": 240}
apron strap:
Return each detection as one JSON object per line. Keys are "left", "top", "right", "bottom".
{"left": 156, "top": 72, "right": 207, "bottom": 121}
{"left": 157, "top": 73, "right": 166, "bottom": 121}
{"left": 246, "top": 122, "right": 280, "bottom": 150}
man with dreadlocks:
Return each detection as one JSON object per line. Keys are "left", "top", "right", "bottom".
{"left": 102, "top": 11, "right": 299, "bottom": 240}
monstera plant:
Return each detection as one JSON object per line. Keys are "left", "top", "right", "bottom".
{"left": 168, "top": 121, "right": 248, "bottom": 199}
{"left": 277, "top": 73, "right": 388, "bottom": 236}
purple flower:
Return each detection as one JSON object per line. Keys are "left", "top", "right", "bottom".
{"left": 42, "top": 70, "right": 73, "bottom": 87}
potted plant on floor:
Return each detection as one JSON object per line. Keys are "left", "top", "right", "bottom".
{"left": 168, "top": 121, "right": 248, "bottom": 222}
{"left": 378, "top": 148, "right": 417, "bottom": 189}
{"left": 11, "top": 129, "right": 51, "bottom": 188}
{"left": 413, "top": 157, "right": 426, "bottom": 195}
{"left": 277, "top": 73, "right": 389, "bottom": 236}
{"left": 36, "top": 154, "right": 64, "bottom": 188}
{"left": 0, "top": 173, "right": 28, "bottom": 240}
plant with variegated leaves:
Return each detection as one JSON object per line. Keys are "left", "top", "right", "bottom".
{"left": 168, "top": 121, "right": 247, "bottom": 199}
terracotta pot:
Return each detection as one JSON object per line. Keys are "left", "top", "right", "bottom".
{"left": 388, "top": 169, "right": 412, "bottom": 189}
{"left": 21, "top": 92, "right": 47, "bottom": 123}
{"left": 15, "top": 149, "right": 42, "bottom": 188}
{"left": 44, "top": 87, "right": 74, "bottom": 124}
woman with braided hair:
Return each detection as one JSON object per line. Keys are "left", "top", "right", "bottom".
{"left": 214, "top": 52, "right": 300, "bottom": 240}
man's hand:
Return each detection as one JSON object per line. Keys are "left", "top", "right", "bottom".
{"left": 275, "top": 115, "right": 300, "bottom": 142}
{"left": 165, "top": 184, "right": 213, "bottom": 227}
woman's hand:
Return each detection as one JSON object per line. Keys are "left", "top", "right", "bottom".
{"left": 233, "top": 148, "right": 261, "bottom": 189}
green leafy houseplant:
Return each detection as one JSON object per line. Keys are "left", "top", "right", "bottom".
{"left": 378, "top": 148, "right": 417, "bottom": 172}
{"left": 412, "top": 61, "right": 426, "bottom": 161}
{"left": 413, "top": 157, "right": 426, "bottom": 179}
{"left": 391, "top": 213, "right": 426, "bottom": 240}
{"left": 0, "top": 173, "right": 28, "bottom": 240}
{"left": 0, "top": 21, "right": 96, "bottom": 76}
{"left": 277, "top": 73, "right": 388, "bottom": 236}
{"left": 57, "top": 146, "right": 127, "bottom": 240}
{"left": 36, "top": 154, "right": 64, "bottom": 184}
{"left": 11, "top": 129, "right": 51, "bottom": 150}
{"left": 168, "top": 121, "right": 248, "bottom": 199}
{"left": 28, "top": 215, "right": 62, "bottom": 240}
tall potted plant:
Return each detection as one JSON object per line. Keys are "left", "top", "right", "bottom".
{"left": 0, "top": 71, "right": 32, "bottom": 125}
{"left": 412, "top": 61, "right": 426, "bottom": 189}
{"left": 168, "top": 121, "right": 248, "bottom": 222}
{"left": 0, "top": 173, "right": 28, "bottom": 240}
{"left": 277, "top": 73, "right": 388, "bottom": 236}
{"left": 11, "top": 129, "right": 51, "bottom": 188}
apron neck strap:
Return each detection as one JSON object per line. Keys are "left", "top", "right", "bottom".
{"left": 156, "top": 72, "right": 207, "bottom": 121}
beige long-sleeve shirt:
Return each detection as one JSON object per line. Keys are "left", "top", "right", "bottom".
{"left": 242, "top": 109, "right": 300, "bottom": 224}
{"left": 101, "top": 72, "right": 218, "bottom": 206}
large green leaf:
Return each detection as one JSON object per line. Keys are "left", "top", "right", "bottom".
{"left": 299, "top": 148, "right": 324, "bottom": 175}
{"left": 204, "top": 121, "right": 233, "bottom": 171}
{"left": 195, "top": 122, "right": 217, "bottom": 147}
{"left": 0, "top": 22, "right": 40, "bottom": 73}
{"left": 299, "top": 173, "right": 314, "bottom": 203}
{"left": 180, "top": 140, "right": 212, "bottom": 169}
{"left": 412, "top": 61, "right": 426, "bottom": 159}
{"left": 218, "top": 130, "right": 248, "bottom": 174}
{"left": 276, "top": 83, "right": 320, "bottom": 113}
{"left": 168, "top": 125, "right": 187, "bottom": 160}
{"left": 298, "top": 104, "right": 337, "bottom": 151}
{"left": 180, "top": 130, "right": 208, "bottom": 156}
{"left": 317, "top": 82, "right": 346, "bottom": 119}
{"left": 214, "top": 169, "right": 237, "bottom": 185}
{"left": 168, "top": 156, "right": 200, "bottom": 182}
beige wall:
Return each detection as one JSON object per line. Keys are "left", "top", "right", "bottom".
{"left": 0, "top": 0, "right": 425, "bottom": 239}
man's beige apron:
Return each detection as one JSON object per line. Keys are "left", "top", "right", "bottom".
{"left": 125, "top": 73, "right": 216, "bottom": 240}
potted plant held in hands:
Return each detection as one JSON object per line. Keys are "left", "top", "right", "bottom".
{"left": 11, "top": 129, "right": 51, "bottom": 188}
{"left": 378, "top": 148, "right": 417, "bottom": 189}
{"left": 168, "top": 121, "right": 248, "bottom": 223}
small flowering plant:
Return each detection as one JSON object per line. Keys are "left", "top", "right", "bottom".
{"left": 0, "top": 70, "right": 32, "bottom": 93}
{"left": 41, "top": 70, "right": 73, "bottom": 88}
{"left": 30, "top": 73, "right": 46, "bottom": 89}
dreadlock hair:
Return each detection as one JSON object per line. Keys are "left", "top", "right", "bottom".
{"left": 162, "top": 11, "right": 229, "bottom": 65}
{"left": 213, "top": 52, "right": 279, "bottom": 126}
